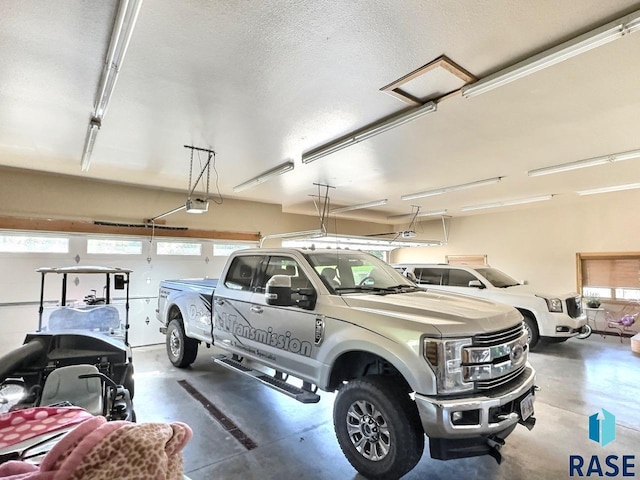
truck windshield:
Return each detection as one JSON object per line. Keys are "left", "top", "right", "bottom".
{"left": 475, "top": 268, "right": 520, "bottom": 288}
{"left": 304, "top": 251, "right": 417, "bottom": 294}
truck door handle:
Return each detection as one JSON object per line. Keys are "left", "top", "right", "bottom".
{"left": 214, "top": 299, "right": 225, "bottom": 306}
{"left": 250, "top": 305, "right": 263, "bottom": 314}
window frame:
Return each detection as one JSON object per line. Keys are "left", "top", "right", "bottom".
{"left": 577, "top": 252, "right": 640, "bottom": 304}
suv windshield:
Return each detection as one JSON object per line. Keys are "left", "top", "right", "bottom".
{"left": 305, "top": 251, "right": 416, "bottom": 294}
{"left": 475, "top": 268, "right": 520, "bottom": 288}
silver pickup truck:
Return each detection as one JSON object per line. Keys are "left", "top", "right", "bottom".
{"left": 157, "top": 248, "right": 537, "bottom": 479}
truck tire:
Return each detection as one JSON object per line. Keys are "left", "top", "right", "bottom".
{"left": 166, "top": 319, "right": 198, "bottom": 368}
{"left": 333, "top": 375, "right": 424, "bottom": 480}
{"left": 523, "top": 314, "right": 540, "bottom": 350}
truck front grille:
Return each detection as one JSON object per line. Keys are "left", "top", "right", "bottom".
{"left": 476, "top": 364, "right": 527, "bottom": 390}
{"left": 473, "top": 323, "right": 523, "bottom": 346}
{"left": 463, "top": 323, "right": 528, "bottom": 390}
{"left": 566, "top": 295, "right": 583, "bottom": 318}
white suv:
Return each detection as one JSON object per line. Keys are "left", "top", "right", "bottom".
{"left": 393, "top": 263, "right": 587, "bottom": 348}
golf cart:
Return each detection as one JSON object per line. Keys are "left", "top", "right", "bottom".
{"left": 0, "top": 266, "right": 135, "bottom": 421}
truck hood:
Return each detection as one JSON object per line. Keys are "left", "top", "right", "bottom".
{"left": 340, "top": 290, "right": 521, "bottom": 338}
{"left": 496, "top": 283, "right": 579, "bottom": 300}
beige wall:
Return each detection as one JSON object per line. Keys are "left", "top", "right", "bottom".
{"left": 390, "top": 190, "right": 640, "bottom": 295}
{"left": 0, "top": 167, "right": 391, "bottom": 238}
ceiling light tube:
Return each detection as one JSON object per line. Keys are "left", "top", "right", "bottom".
{"left": 461, "top": 194, "right": 553, "bottom": 212}
{"left": 95, "top": 0, "right": 143, "bottom": 118}
{"left": 331, "top": 199, "right": 388, "bottom": 214}
{"left": 233, "top": 161, "right": 295, "bottom": 193}
{"left": 302, "top": 101, "right": 437, "bottom": 164}
{"left": 81, "top": 0, "right": 142, "bottom": 171}
{"left": 387, "top": 209, "right": 448, "bottom": 220}
{"left": 401, "top": 177, "right": 502, "bottom": 201}
{"left": 80, "top": 118, "right": 101, "bottom": 172}
{"left": 528, "top": 148, "right": 640, "bottom": 177}
{"left": 462, "top": 9, "right": 640, "bottom": 98}
{"left": 577, "top": 183, "right": 640, "bottom": 196}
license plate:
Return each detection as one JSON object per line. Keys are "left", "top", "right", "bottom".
{"left": 520, "top": 393, "right": 535, "bottom": 420}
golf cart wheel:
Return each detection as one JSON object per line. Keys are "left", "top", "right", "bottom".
{"left": 333, "top": 375, "right": 424, "bottom": 479}
{"left": 124, "top": 363, "right": 135, "bottom": 399}
{"left": 166, "top": 319, "right": 198, "bottom": 368}
{"left": 0, "top": 379, "right": 27, "bottom": 413}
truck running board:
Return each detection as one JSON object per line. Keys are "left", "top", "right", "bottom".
{"left": 212, "top": 355, "right": 321, "bottom": 404}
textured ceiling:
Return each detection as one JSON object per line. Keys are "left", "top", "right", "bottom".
{"left": 1, "top": 0, "right": 640, "bottom": 225}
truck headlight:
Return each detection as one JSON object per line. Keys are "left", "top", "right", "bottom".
{"left": 423, "top": 337, "right": 473, "bottom": 394}
{"left": 539, "top": 296, "right": 563, "bottom": 313}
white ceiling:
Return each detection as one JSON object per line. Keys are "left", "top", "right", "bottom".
{"left": 2, "top": 1, "right": 640, "bottom": 225}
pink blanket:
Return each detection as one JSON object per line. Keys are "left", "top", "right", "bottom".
{"left": 0, "top": 415, "right": 192, "bottom": 479}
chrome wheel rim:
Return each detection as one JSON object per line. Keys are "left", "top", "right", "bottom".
{"left": 524, "top": 322, "right": 533, "bottom": 344}
{"left": 346, "top": 400, "right": 391, "bottom": 461}
{"left": 169, "top": 328, "right": 181, "bottom": 359}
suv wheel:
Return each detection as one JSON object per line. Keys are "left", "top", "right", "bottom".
{"left": 523, "top": 314, "right": 540, "bottom": 349}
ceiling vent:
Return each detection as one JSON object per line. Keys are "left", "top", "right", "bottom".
{"left": 380, "top": 55, "right": 476, "bottom": 106}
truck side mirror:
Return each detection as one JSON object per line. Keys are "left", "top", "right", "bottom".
{"left": 296, "top": 287, "right": 317, "bottom": 310}
{"left": 468, "top": 280, "right": 485, "bottom": 289}
{"left": 266, "top": 275, "right": 293, "bottom": 306}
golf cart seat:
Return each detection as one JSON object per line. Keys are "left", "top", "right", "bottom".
{"left": 48, "top": 305, "right": 120, "bottom": 332}
{"left": 40, "top": 365, "right": 104, "bottom": 416}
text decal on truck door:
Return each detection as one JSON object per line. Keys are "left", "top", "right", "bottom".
{"left": 216, "top": 312, "right": 312, "bottom": 357}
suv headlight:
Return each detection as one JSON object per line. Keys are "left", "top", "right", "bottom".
{"left": 538, "top": 295, "right": 563, "bottom": 313}
{"left": 423, "top": 337, "right": 473, "bottom": 394}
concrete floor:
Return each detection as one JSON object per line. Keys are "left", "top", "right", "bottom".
{"left": 133, "top": 335, "right": 640, "bottom": 479}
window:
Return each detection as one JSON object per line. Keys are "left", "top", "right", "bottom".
{"left": 213, "top": 244, "right": 254, "bottom": 256}
{"left": 260, "top": 256, "right": 313, "bottom": 298}
{"left": 223, "top": 255, "right": 262, "bottom": 291}
{"left": 578, "top": 253, "right": 640, "bottom": 301}
{"left": 414, "top": 268, "right": 444, "bottom": 285}
{"left": 447, "top": 269, "right": 478, "bottom": 287}
{"left": 446, "top": 254, "right": 487, "bottom": 266}
{"left": 0, "top": 235, "right": 68, "bottom": 253}
{"left": 157, "top": 242, "right": 201, "bottom": 256}
{"left": 87, "top": 239, "right": 142, "bottom": 255}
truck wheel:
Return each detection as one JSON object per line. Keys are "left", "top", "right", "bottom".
{"left": 333, "top": 375, "right": 424, "bottom": 479}
{"left": 166, "top": 319, "right": 198, "bottom": 368}
{"left": 523, "top": 314, "right": 539, "bottom": 350}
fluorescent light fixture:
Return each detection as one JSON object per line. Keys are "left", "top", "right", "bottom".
{"left": 283, "top": 234, "right": 442, "bottom": 249}
{"left": 233, "top": 161, "right": 294, "bottom": 193}
{"left": 401, "top": 177, "right": 502, "bottom": 201}
{"left": 259, "top": 228, "right": 326, "bottom": 247}
{"left": 80, "top": 0, "right": 143, "bottom": 171}
{"left": 331, "top": 199, "right": 388, "bottom": 214}
{"left": 462, "top": 9, "right": 640, "bottom": 98}
{"left": 577, "top": 183, "right": 640, "bottom": 196}
{"left": 528, "top": 148, "right": 640, "bottom": 177}
{"left": 387, "top": 209, "right": 447, "bottom": 220}
{"left": 81, "top": 118, "right": 101, "bottom": 172}
{"left": 95, "top": 0, "right": 143, "bottom": 118}
{"left": 302, "top": 101, "right": 437, "bottom": 164}
{"left": 461, "top": 194, "right": 553, "bottom": 212}
{"left": 185, "top": 198, "right": 209, "bottom": 213}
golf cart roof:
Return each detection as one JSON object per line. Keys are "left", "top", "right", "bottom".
{"left": 36, "top": 266, "right": 133, "bottom": 274}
